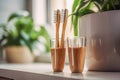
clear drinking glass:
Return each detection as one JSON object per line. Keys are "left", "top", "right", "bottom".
{"left": 50, "top": 39, "right": 66, "bottom": 72}
{"left": 67, "top": 36, "right": 86, "bottom": 73}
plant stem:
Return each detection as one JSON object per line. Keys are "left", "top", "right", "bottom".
{"left": 73, "top": 16, "right": 79, "bottom": 36}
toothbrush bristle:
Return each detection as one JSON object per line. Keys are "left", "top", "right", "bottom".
{"left": 54, "top": 10, "right": 57, "bottom": 23}
{"left": 53, "top": 10, "right": 60, "bottom": 23}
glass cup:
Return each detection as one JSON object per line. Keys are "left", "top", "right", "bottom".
{"left": 67, "top": 36, "right": 86, "bottom": 73}
{"left": 50, "top": 39, "right": 66, "bottom": 72}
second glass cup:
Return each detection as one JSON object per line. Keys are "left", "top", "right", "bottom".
{"left": 67, "top": 36, "right": 86, "bottom": 73}
{"left": 50, "top": 39, "right": 66, "bottom": 72}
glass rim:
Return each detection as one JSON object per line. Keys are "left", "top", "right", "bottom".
{"left": 50, "top": 38, "right": 67, "bottom": 41}
{"left": 67, "top": 36, "right": 85, "bottom": 39}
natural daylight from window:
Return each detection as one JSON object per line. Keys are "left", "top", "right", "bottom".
{"left": 0, "top": 0, "right": 73, "bottom": 63}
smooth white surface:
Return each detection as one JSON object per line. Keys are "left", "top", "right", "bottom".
{"left": 79, "top": 10, "right": 120, "bottom": 71}
{"left": 0, "top": 63, "right": 120, "bottom": 80}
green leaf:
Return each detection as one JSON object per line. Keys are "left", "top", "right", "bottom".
{"left": 14, "top": 17, "right": 33, "bottom": 33}
{"left": 93, "top": 1, "right": 101, "bottom": 11}
{"left": 20, "top": 31, "right": 30, "bottom": 40}
{"left": 72, "top": 0, "right": 81, "bottom": 12}
{"left": 101, "top": 0, "right": 110, "bottom": 11}
{"left": 75, "top": 0, "right": 91, "bottom": 12}
{"left": 19, "top": 39, "right": 26, "bottom": 46}
{"left": 77, "top": 9, "right": 94, "bottom": 17}
{"left": 8, "top": 11, "right": 29, "bottom": 22}
{"left": 20, "top": 34, "right": 33, "bottom": 52}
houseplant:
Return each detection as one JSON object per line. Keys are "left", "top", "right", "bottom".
{"left": 0, "top": 24, "right": 8, "bottom": 61}
{"left": 71, "top": 0, "right": 120, "bottom": 71}
{"left": 1, "top": 11, "right": 50, "bottom": 63}
{"left": 72, "top": 0, "right": 120, "bottom": 36}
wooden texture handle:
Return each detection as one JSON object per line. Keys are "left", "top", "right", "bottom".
{"left": 60, "top": 9, "right": 68, "bottom": 48}
{"left": 56, "top": 10, "right": 61, "bottom": 48}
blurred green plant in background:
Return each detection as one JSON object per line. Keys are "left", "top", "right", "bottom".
{"left": 0, "top": 11, "right": 50, "bottom": 53}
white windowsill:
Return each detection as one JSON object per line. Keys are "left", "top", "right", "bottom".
{"left": 0, "top": 63, "right": 120, "bottom": 80}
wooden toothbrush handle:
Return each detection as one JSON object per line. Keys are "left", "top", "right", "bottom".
{"left": 56, "top": 10, "right": 60, "bottom": 48}
{"left": 56, "top": 23, "right": 60, "bottom": 47}
{"left": 60, "top": 23, "right": 67, "bottom": 48}
{"left": 60, "top": 9, "right": 68, "bottom": 48}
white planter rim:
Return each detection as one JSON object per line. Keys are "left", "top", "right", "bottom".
{"left": 80, "top": 10, "right": 120, "bottom": 18}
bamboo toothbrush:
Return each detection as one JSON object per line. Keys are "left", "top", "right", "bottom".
{"left": 60, "top": 9, "right": 68, "bottom": 48}
{"left": 54, "top": 9, "right": 61, "bottom": 48}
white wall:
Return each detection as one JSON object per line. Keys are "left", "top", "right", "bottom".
{"left": 32, "top": 0, "right": 46, "bottom": 26}
{"left": 0, "top": 0, "right": 25, "bottom": 23}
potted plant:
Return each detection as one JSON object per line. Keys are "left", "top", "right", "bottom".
{"left": 0, "top": 24, "right": 8, "bottom": 62}
{"left": 0, "top": 11, "right": 50, "bottom": 63}
{"left": 71, "top": 0, "right": 120, "bottom": 71}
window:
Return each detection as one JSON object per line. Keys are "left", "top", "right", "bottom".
{"left": 0, "top": 0, "right": 71, "bottom": 63}
{"left": 0, "top": 0, "right": 25, "bottom": 23}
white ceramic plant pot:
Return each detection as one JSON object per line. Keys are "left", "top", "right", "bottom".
{"left": 79, "top": 10, "right": 120, "bottom": 71}
{"left": 4, "top": 46, "right": 34, "bottom": 63}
